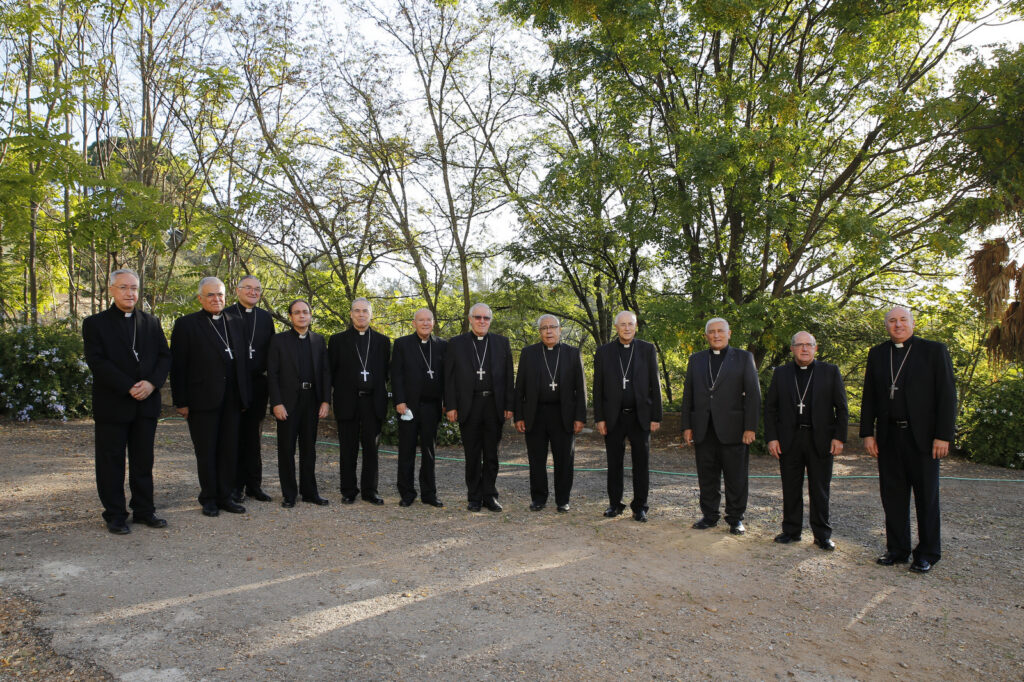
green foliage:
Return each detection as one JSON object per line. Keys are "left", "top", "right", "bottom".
{"left": 0, "top": 325, "right": 91, "bottom": 421}
{"left": 379, "top": 404, "right": 461, "bottom": 447}
{"left": 958, "top": 371, "right": 1024, "bottom": 469}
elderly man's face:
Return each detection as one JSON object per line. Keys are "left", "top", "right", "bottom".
{"left": 615, "top": 315, "right": 637, "bottom": 343}
{"left": 469, "top": 306, "right": 492, "bottom": 336}
{"left": 414, "top": 310, "right": 434, "bottom": 339}
{"left": 886, "top": 308, "right": 914, "bottom": 344}
{"left": 791, "top": 332, "right": 817, "bottom": 366}
{"left": 539, "top": 317, "right": 561, "bottom": 347}
{"left": 109, "top": 273, "right": 139, "bottom": 313}
{"left": 705, "top": 322, "right": 731, "bottom": 350}
{"left": 350, "top": 301, "right": 372, "bottom": 331}
{"left": 236, "top": 278, "right": 262, "bottom": 308}
{"left": 198, "top": 280, "right": 226, "bottom": 315}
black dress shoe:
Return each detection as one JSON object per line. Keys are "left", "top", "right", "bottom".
{"left": 529, "top": 502, "right": 545, "bottom": 512}
{"left": 467, "top": 501, "right": 482, "bottom": 512}
{"left": 603, "top": 504, "right": 626, "bottom": 518}
{"left": 202, "top": 505, "right": 220, "bottom": 517}
{"left": 909, "top": 558, "right": 932, "bottom": 573}
{"left": 219, "top": 501, "right": 246, "bottom": 514}
{"left": 106, "top": 520, "right": 131, "bottom": 535}
{"left": 692, "top": 518, "right": 718, "bottom": 529}
{"left": 341, "top": 496, "right": 356, "bottom": 504}
{"left": 557, "top": 504, "right": 570, "bottom": 513}
{"left": 363, "top": 495, "right": 385, "bottom": 505}
{"left": 422, "top": 499, "right": 444, "bottom": 508}
{"left": 281, "top": 499, "right": 295, "bottom": 508}
{"left": 302, "top": 495, "right": 329, "bottom": 506}
{"left": 399, "top": 499, "right": 413, "bottom": 507}
{"left": 247, "top": 488, "right": 272, "bottom": 502}
{"left": 231, "top": 489, "right": 245, "bottom": 504}
{"left": 729, "top": 522, "right": 746, "bottom": 535}
{"left": 633, "top": 509, "right": 648, "bottom": 523}
{"left": 774, "top": 532, "right": 801, "bottom": 544}
{"left": 133, "top": 515, "right": 168, "bottom": 529}
{"left": 814, "top": 538, "right": 836, "bottom": 551}
{"left": 483, "top": 498, "right": 503, "bottom": 512}
{"left": 876, "top": 552, "right": 910, "bottom": 566}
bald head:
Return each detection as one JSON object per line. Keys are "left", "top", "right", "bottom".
{"left": 885, "top": 306, "right": 915, "bottom": 344}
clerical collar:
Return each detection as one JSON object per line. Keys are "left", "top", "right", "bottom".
{"left": 476, "top": 334, "right": 486, "bottom": 341}
{"left": 358, "top": 329, "right": 367, "bottom": 336}
{"left": 797, "top": 360, "right": 814, "bottom": 370}
{"left": 711, "top": 349, "right": 721, "bottom": 355}
{"left": 298, "top": 332, "right": 308, "bottom": 339}
{"left": 894, "top": 342, "right": 904, "bottom": 348}
{"left": 243, "top": 306, "right": 253, "bottom": 314}
{"left": 420, "top": 337, "right": 430, "bottom": 344}
{"left": 124, "top": 312, "right": 133, "bottom": 318}
{"left": 205, "top": 310, "right": 223, "bottom": 321}
{"left": 618, "top": 339, "right": 631, "bottom": 348}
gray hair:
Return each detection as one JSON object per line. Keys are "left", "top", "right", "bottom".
{"left": 537, "top": 314, "right": 559, "bottom": 328}
{"left": 614, "top": 310, "right": 636, "bottom": 325}
{"left": 705, "top": 317, "right": 730, "bottom": 333}
{"left": 413, "top": 307, "right": 434, "bottom": 320}
{"left": 197, "top": 276, "right": 225, "bottom": 296}
{"left": 237, "top": 275, "right": 260, "bottom": 288}
{"left": 469, "top": 302, "right": 493, "bottom": 318}
{"left": 351, "top": 297, "right": 372, "bottom": 313}
{"left": 108, "top": 269, "right": 139, "bottom": 287}
{"left": 886, "top": 306, "right": 915, "bottom": 324}
{"left": 791, "top": 331, "right": 817, "bottom": 346}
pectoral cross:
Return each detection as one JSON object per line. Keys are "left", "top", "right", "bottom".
{"left": 797, "top": 400, "right": 805, "bottom": 415}
{"left": 622, "top": 377, "right": 630, "bottom": 390}
{"left": 549, "top": 380, "right": 558, "bottom": 391}
{"left": 132, "top": 350, "right": 140, "bottom": 362}
{"left": 889, "top": 384, "right": 897, "bottom": 400}
{"left": 225, "top": 347, "right": 233, "bottom": 359}
{"left": 477, "top": 368, "right": 487, "bottom": 381}
{"left": 360, "top": 369, "right": 370, "bottom": 381}
{"left": 249, "top": 346, "right": 255, "bottom": 360}
{"left": 426, "top": 368, "right": 435, "bottom": 378}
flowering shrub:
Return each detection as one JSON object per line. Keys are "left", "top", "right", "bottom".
{"left": 958, "top": 373, "right": 1024, "bottom": 469}
{"left": 0, "top": 325, "right": 91, "bottom": 421}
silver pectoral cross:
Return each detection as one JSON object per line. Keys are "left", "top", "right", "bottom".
{"left": 797, "top": 400, "right": 805, "bottom": 415}
{"left": 360, "top": 369, "right": 370, "bottom": 381}
{"left": 477, "top": 368, "right": 486, "bottom": 381}
{"left": 225, "top": 347, "right": 233, "bottom": 359}
{"left": 426, "top": 368, "right": 435, "bottom": 378}
{"left": 549, "top": 380, "right": 558, "bottom": 391}
{"left": 622, "top": 377, "right": 630, "bottom": 390}
{"left": 249, "top": 346, "right": 255, "bottom": 359}
{"left": 132, "top": 350, "right": 140, "bottom": 362}
{"left": 889, "top": 384, "right": 897, "bottom": 400}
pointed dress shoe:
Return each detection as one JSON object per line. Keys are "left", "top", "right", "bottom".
{"left": 529, "top": 502, "right": 545, "bottom": 512}
{"left": 557, "top": 504, "right": 570, "bottom": 513}
{"left": 106, "top": 520, "right": 131, "bottom": 535}
{"left": 399, "top": 499, "right": 414, "bottom": 507}
{"left": 814, "top": 538, "right": 836, "bottom": 551}
{"left": 467, "top": 501, "right": 482, "bottom": 512}
{"left": 774, "top": 532, "right": 801, "bottom": 544}
{"left": 302, "top": 495, "right": 329, "bottom": 506}
{"left": 909, "top": 558, "right": 932, "bottom": 573}
{"left": 201, "top": 504, "right": 220, "bottom": 517}
{"left": 281, "top": 499, "right": 296, "bottom": 508}
{"left": 422, "top": 499, "right": 444, "bottom": 508}
{"left": 729, "top": 522, "right": 746, "bottom": 535}
{"left": 363, "top": 495, "right": 385, "bottom": 505}
{"left": 876, "top": 552, "right": 910, "bottom": 566}
{"left": 633, "top": 509, "right": 648, "bottom": 523}
{"left": 219, "top": 501, "right": 246, "bottom": 514}
{"left": 603, "top": 503, "right": 626, "bottom": 518}
{"left": 247, "top": 488, "right": 272, "bottom": 502}
{"left": 692, "top": 518, "right": 718, "bottom": 530}
{"left": 133, "top": 515, "right": 168, "bottom": 529}
{"left": 483, "top": 498, "right": 503, "bottom": 512}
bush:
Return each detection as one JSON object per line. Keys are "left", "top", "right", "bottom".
{"left": 379, "top": 403, "right": 461, "bottom": 447}
{"left": 0, "top": 325, "right": 92, "bottom": 421}
{"left": 958, "top": 373, "right": 1024, "bottom": 469}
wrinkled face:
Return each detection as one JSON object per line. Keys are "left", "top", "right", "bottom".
{"left": 198, "top": 280, "right": 226, "bottom": 314}
{"left": 705, "top": 322, "right": 731, "bottom": 350}
{"left": 469, "top": 306, "right": 492, "bottom": 336}
{"left": 539, "top": 317, "right": 561, "bottom": 347}
{"left": 109, "top": 273, "right": 139, "bottom": 313}
{"left": 236, "top": 278, "right": 262, "bottom": 308}
{"left": 615, "top": 314, "right": 636, "bottom": 344}
{"left": 791, "top": 332, "right": 817, "bottom": 366}
{"left": 886, "top": 308, "right": 914, "bottom": 344}
{"left": 289, "top": 302, "right": 311, "bottom": 332}
{"left": 414, "top": 310, "right": 435, "bottom": 339}
{"left": 350, "top": 301, "right": 372, "bottom": 331}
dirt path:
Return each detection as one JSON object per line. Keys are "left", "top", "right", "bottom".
{"left": 0, "top": 418, "right": 1021, "bottom": 680}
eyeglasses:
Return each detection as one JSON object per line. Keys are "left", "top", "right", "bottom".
{"left": 539, "top": 325, "right": 559, "bottom": 332}
{"left": 472, "top": 315, "right": 491, "bottom": 321}
{"left": 239, "top": 286, "right": 262, "bottom": 293}
{"left": 792, "top": 343, "right": 815, "bottom": 349}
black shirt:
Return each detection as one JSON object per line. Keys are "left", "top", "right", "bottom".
{"left": 295, "top": 331, "right": 314, "bottom": 385}
{"left": 419, "top": 337, "right": 442, "bottom": 401}
{"left": 540, "top": 344, "right": 562, "bottom": 404}
{"left": 888, "top": 340, "right": 912, "bottom": 420}
{"left": 205, "top": 311, "right": 235, "bottom": 380}
{"left": 617, "top": 340, "right": 636, "bottom": 409}
{"left": 794, "top": 360, "right": 814, "bottom": 426}
{"left": 473, "top": 334, "right": 494, "bottom": 392}
{"left": 355, "top": 330, "right": 372, "bottom": 389}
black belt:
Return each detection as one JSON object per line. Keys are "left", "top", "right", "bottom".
{"left": 473, "top": 390, "right": 493, "bottom": 397}
{"left": 300, "top": 382, "right": 313, "bottom": 390}
{"left": 797, "top": 423, "right": 813, "bottom": 430}
{"left": 621, "top": 407, "right": 635, "bottom": 414}
{"left": 890, "top": 418, "right": 911, "bottom": 429}
{"left": 358, "top": 390, "right": 373, "bottom": 397}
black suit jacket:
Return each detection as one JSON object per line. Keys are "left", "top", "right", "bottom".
{"left": 328, "top": 327, "right": 391, "bottom": 421}
{"left": 514, "top": 342, "right": 587, "bottom": 433}
{"left": 444, "top": 332, "right": 514, "bottom": 423}
{"left": 593, "top": 338, "right": 663, "bottom": 432}
{"left": 764, "top": 361, "right": 848, "bottom": 454}
{"left": 83, "top": 307, "right": 171, "bottom": 422}
{"left": 170, "top": 309, "right": 251, "bottom": 411}
{"left": 680, "top": 346, "right": 760, "bottom": 445}
{"left": 267, "top": 330, "right": 331, "bottom": 414}
{"left": 859, "top": 335, "right": 956, "bottom": 451}
{"left": 391, "top": 333, "right": 447, "bottom": 419}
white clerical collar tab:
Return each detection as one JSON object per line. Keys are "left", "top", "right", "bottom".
{"left": 211, "top": 314, "right": 222, "bottom": 321}
{"left": 244, "top": 307, "right": 253, "bottom": 313}
{"left": 421, "top": 338, "right": 429, "bottom": 344}
{"left": 712, "top": 349, "right": 721, "bottom": 355}
{"left": 894, "top": 342, "right": 904, "bottom": 348}
{"left": 799, "top": 364, "right": 809, "bottom": 369}
{"left": 124, "top": 312, "right": 133, "bottom": 318}
{"left": 476, "top": 335, "right": 485, "bottom": 341}
{"left": 298, "top": 332, "right": 308, "bottom": 339}
{"left": 359, "top": 330, "right": 366, "bottom": 335}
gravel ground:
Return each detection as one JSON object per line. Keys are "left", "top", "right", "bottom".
{"left": 0, "top": 416, "right": 1022, "bottom": 680}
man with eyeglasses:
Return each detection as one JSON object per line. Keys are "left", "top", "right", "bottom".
{"left": 82, "top": 269, "right": 172, "bottom": 534}
{"left": 228, "top": 276, "right": 276, "bottom": 504}
{"left": 861, "top": 306, "right": 955, "bottom": 574}
{"left": 764, "top": 331, "right": 848, "bottom": 551}
{"left": 514, "top": 315, "right": 586, "bottom": 513}
{"left": 681, "top": 317, "right": 760, "bottom": 534}
{"left": 444, "top": 303, "right": 514, "bottom": 512}
{"left": 171, "top": 277, "right": 251, "bottom": 517}
{"left": 328, "top": 297, "right": 391, "bottom": 505}
{"left": 594, "top": 311, "right": 662, "bottom": 522}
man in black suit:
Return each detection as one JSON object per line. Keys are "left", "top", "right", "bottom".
{"left": 82, "top": 269, "right": 172, "bottom": 535}
{"left": 268, "top": 299, "right": 331, "bottom": 508}
{"left": 514, "top": 315, "right": 586, "bottom": 513}
{"left": 765, "top": 331, "right": 848, "bottom": 550}
{"left": 444, "top": 302, "right": 514, "bottom": 512}
{"left": 861, "top": 306, "right": 956, "bottom": 574}
{"left": 681, "top": 317, "right": 760, "bottom": 534}
{"left": 328, "top": 297, "right": 391, "bottom": 505}
{"left": 391, "top": 308, "right": 447, "bottom": 508}
{"left": 228, "top": 276, "right": 275, "bottom": 504}
{"left": 594, "top": 311, "right": 662, "bottom": 522}
{"left": 171, "top": 277, "right": 251, "bottom": 517}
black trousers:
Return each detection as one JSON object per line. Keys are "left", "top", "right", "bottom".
{"left": 94, "top": 417, "right": 158, "bottom": 523}
{"left": 187, "top": 384, "right": 241, "bottom": 507}
{"left": 338, "top": 396, "right": 382, "bottom": 499}
{"left": 461, "top": 394, "right": 501, "bottom": 503}
{"left": 604, "top": 410, "right": 649, "bottom": 512}
{"left": 694, "top": 421, "right": 749, "bottom": 525}
{"left": 277, "top": 390, "right": 320, "bottom": 502}
{"left": 878, "top": 426, "right": 941, "bottom": 563}
{"left": 396, "top": 399, "right": 441, "bottom": 503}
{"left": 235, "top": 374, "right": 268, "bottom": 493}
{"left": 779, "top": 428, "right": 833, "bottom": 540}
{"left": 526, "top": 405, "right": 575, "bottom": 506}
